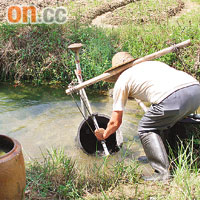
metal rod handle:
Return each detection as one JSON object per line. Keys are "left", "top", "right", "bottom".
{"left": 71, "top": 47, "right": 110, "bottom": 156}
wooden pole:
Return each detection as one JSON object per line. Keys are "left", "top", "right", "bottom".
{"left": 135, "top": 98, "right": 148, "bottom": 112}
{"left": 66, "top": 39, "right": 191, "bottom": 94}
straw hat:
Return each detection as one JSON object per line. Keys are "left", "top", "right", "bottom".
{"left": 104, "top": 52, "right": 135, "bottom": 83}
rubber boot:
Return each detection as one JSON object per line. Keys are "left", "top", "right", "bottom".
{"left": 140, "top": 132, "right": 171, "bottom": 181}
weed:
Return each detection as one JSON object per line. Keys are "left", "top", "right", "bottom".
{"left": 0, "top": 23, "right": 116, "bottom": 89}
{"left": 25, "top": 147, "right": 140, "bottom": 199}
{"left": 25, "top": 148, "right": 83, "bottom": 199}
{"left": 168, "top": 139, "right": 200, "bottom": 199}
{"left": 1, "top": 1, "right": 200, "bottom": 197}
{"left": 1, "top": 1, "right": 200, "bottom": 88}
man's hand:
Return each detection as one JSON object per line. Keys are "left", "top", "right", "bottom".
{"left": 95, "top": 128, "right": 105, "bottom": 141}
{"left": 95, "top": 110, "right": 123, "bottom": 141}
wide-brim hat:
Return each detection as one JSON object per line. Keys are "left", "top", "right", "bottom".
{"left": 104, "top": 52, "right": 136, "bottom": 83}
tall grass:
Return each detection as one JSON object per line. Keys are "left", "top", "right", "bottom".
{"left": 117, "top": 15, "right": 200, "bottom": 78}
{"left": 2, "top": 0, "right": 200, "bottom": 198}
{"left": 25, "top": 148, "right": 83, "bottom": 199}
{"left": 168, "top": 139, "right": 200, "bottom": 200}
{"left": 0, "top": 22, "right": 116, "bottom": 89}
{"left": 25, "top": 148, "right": 139, "bottom": 199}
{"left": 0, "top": 2, "right": 200, "bottom": 88}
{"left": 25, "top": 138, "right": 200, "bottom": 199}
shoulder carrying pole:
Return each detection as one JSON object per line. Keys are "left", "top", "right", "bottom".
{"left": 66, "top": 39, "right": 191, "bottom": 94}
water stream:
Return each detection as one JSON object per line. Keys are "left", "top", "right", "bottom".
{"left": 0, "top": 83, "right": 147, "bottom": 169}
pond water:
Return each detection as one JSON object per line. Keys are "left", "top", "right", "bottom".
{"left": 0, "top": 83, "right": 147, "bottom": 168}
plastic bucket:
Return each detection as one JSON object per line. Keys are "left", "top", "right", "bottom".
{"left": 163, "top": 115, "right": 200, "bottom": 157}
{"left": 77, "top": 113, "right": 123, "bottom": 155}
{"left": 0, "top": 135, "right": 26, "bottom": 200}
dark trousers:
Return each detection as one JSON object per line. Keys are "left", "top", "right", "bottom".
{"left": 138, "top": 84, "right": 200, "bottom": 136}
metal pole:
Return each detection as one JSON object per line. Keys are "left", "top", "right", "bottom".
{"left": 68, "top": 43, "right": 110, "bottom": 156}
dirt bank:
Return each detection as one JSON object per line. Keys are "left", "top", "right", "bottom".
{"left": 92, "top": 0, "right": 184, "bottom": 27}
{"left": 1, "top": 0, "right": 195, "bottom": 27}
{"left": 81, "top": 0, "right": 138, "bottom": 23}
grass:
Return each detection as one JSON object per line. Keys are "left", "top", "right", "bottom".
{"left": 25, "top": 148, "right": 83, "bottom": 199}
{"left": 25, "top": 137, "right": 200, "bottom": 199}
{"left": 102, "top": 0, "right": 182, "bottom": 25}
{"left": 1, "top": 0, "right": 200, "bottom": 88}
{"left": 168, "top": 139, "right": 200, "bottom": 199}
{"left": 0, "top": 23, "right": 116, "bottom": 89}
{"left": 1, "top": 0, "right": 200, "bottom": 198}
{"left": 25, "top": 147, "right": 140, "bottom": 199}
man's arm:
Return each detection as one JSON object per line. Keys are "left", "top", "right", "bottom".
{"left": 95, "top": 110, "right": 123, "bottom": 140}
